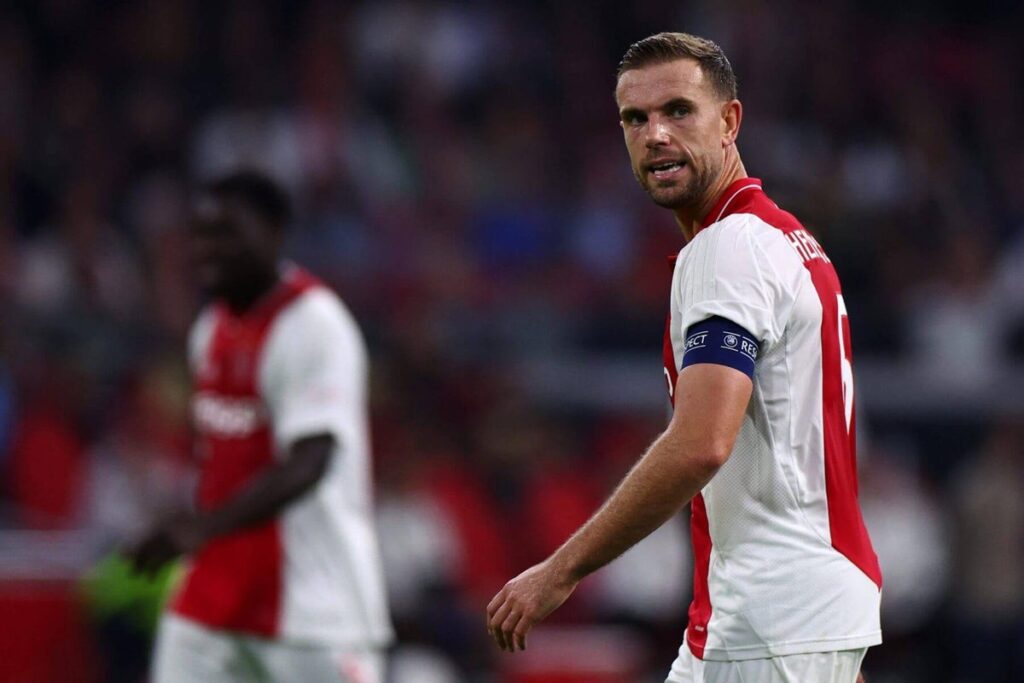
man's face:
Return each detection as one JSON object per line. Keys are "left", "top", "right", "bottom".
{"left": 190, "top": 195, "right": 280, "bottom": 300}
{"left": 615, "top": 58, "right": 729, "bottom": 211}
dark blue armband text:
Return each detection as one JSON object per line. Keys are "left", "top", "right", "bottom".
{"left": 680, "top": 316, "right": 760, "bottom": 378}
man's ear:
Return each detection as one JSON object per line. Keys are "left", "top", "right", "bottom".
{"left": 722, "top": 99, "right": 743, "bottom": 147}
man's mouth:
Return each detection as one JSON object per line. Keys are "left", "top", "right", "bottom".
{"left": 647, "top": 160, "right": 687, "bottom": 180}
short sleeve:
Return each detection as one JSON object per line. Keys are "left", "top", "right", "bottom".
{"left": 259, "top": 289, "right": 367, "bottom": 455}
{"left": 187, "top": 306, "right": 217, "bottom": 375}
{"left": 677, "top": 215, "right": 785, "bottom": 347}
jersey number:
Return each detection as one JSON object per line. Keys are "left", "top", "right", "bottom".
{"left": 836, "top": 294, "right": 854, "bottom": 431}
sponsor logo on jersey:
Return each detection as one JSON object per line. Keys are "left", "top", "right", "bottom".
{"left": 193, "top": 392, "right": 267, "bottom": 438}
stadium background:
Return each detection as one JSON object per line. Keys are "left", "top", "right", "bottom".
{"left": 1, "top": 0, "right": 1022, "bottom": 681}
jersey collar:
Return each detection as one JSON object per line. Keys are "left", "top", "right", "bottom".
{"left": 217, "top": 262, "right": 303, "bottom": 323}
{"left": 698, "top": 177, "right": 763, "bottom": 233}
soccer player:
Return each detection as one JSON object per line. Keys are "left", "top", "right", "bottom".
{"left": 128, "top": 171, "right": 393, "bottom": 682}
{"left": 486, "top": 32, "right": 881, "bottom": 683}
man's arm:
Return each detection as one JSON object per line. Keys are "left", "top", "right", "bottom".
{"left": 486, "top": 363, "right": 752, "bottom": 652}
{"left": 127, "top": 433, "right": 334, "bottom": 574}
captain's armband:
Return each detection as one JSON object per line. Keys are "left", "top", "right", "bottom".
{"left": 680, "top": 316, "right": 760, "bottom": 378}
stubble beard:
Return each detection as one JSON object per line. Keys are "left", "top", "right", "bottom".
{"left": 643, "top": 162, "right": 715, "bottom": 211}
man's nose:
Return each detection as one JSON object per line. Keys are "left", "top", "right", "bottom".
{"left": 644, "top": 116, "right": 670, "bottom": 148}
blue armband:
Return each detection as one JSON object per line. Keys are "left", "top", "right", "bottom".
{"left": 680, "top": 316, "right": 760, "bottom": 378}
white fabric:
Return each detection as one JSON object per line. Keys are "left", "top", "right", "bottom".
{"left": 261, "top": 288, "right": 392, "bottom": 646}
{"left": 187, "top": 306, "right": 217, "bottom": 375}
{"left": 668, "top": 213, "right": 881, "bottom": 660}
{"left": 666, "top": 641, "right": 866, "bottom": 683}
{"left": 153, "top": 613, "right": 386, "bottom": 683}
{"left": 675, "top": 213, "right": 791, "bottom": 347}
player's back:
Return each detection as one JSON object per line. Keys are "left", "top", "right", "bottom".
{"left": 664, "top": 179, "right": 881, "bottom": 661}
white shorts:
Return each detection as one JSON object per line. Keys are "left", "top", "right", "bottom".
{"left": 666, "top": 642, "right": 867, "bottom": 683}
{"left": 152, "top": 613, "right": 385, "bottom": 683}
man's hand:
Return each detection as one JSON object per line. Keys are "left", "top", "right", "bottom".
{"left": 486, "top": 559, "right": 578, "bottom": 652}
{"left": 126, "top": 513, "right": 207, "bottom": 576}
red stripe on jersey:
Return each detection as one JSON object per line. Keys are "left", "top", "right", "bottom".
{"left": 686, "top": 493, "right": 712, "bottom": 658}
{"left": 173, "top": 522, "right": 283, "bottom": 636}
{"left": 805, "top": 261, "right": 882, "bottom": 587}
{"left": 711, "top": 182, "right": 882, "bottom": 588}
{"left": 662, "top": 282, "right": 713, "bottom": 660}
{"left": 173, "top": 268, "right": 321, "bottom": 636}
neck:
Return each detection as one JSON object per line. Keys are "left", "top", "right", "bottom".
{"left": 223, "top": 267, "right": 280, "bottom": 314}
{"left": 673, "top": 148, "right": 747, "bottom": 241}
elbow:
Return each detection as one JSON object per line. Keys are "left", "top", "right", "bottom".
{"left": 694, "top": 442, "right": 733, "bottom": 475}
{"left": 290, "top": 450, "right": 331, "bottom": 495}
{"left": 660, "top": 423, "right": 735, "bottom": 481}
{"left": 303, "top": 451, "right": 332, "bottom": 487}
{"left": 288, "top": 434, "right": 336, "bottom": 494}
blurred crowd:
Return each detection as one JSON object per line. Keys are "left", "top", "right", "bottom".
{"left": 1, "top": 1, "right": 1023, "bottom": 682}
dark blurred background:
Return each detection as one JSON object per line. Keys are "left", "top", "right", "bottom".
{"left": 1, "top": 0, "right": 1023, "bottom": 682}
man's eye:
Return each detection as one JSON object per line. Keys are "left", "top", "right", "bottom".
{"left": 670, "top": 106, "right": 690, "bottom": 117}
{"left": 623, "top": 113, "right": 645, "bottom": 126}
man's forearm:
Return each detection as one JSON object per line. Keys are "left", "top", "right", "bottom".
{"left": 487, "top": 365, "right": 750, "bottom": 652}
{"left": 128, "top": 435, "right": 336, "bottom": 574}
{"left": 549, "top": 427, "right": 721, "bottom": 581}
{"left": 197, "top": 434, "right": 333, "bottom": 541}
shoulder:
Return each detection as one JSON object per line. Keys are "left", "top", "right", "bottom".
{"left": 278, "top": 285, "right": 362, "bottom": 338}
{"left": 187, "top": 305, "right": 219, "bottom": 369}
{"left": 695, "top": 209, "right": 807, "bottom": 280}
{"left": 674, "top": 209, "right": 808, "bottom": 341}
{"left": 266, "top": 286, "right": 366, "bottom": 360}
{"left": 682, "top": 213, "right": 786, "bottom": 271}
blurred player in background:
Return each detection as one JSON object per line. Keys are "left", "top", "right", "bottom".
{"left": 487, "top": 32, "right": 881, "bottom": 683}
{"left": 128, "top": 171, "right": 393, "bottom": 682}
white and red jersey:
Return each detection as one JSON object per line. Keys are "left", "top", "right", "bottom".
{"left": 172, "top": 265, "right": 393, "bottom": 648}
{"left": 663, "top": 178, "right": 882, "bottom": 661}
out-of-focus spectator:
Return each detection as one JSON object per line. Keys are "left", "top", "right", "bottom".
{"left": 6, "top": 398, "right": 86, "bottom": 529}
{"left": 905, "top": 232, "right": 1010, "bottom": 388}
{"left": 861, "top": 451, "right": 951, "bottom": 635}
{"left": 859, "top": 444, "right": 952, "bottom": 682}
{"left": 376, "top": 438, "right": 461, "bottom": 621}
{"left": 950, "top": 416, "right": 1024, "bottom": 683}
{"left": 84, "top": 355, "right": 192, "bottom": 548}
